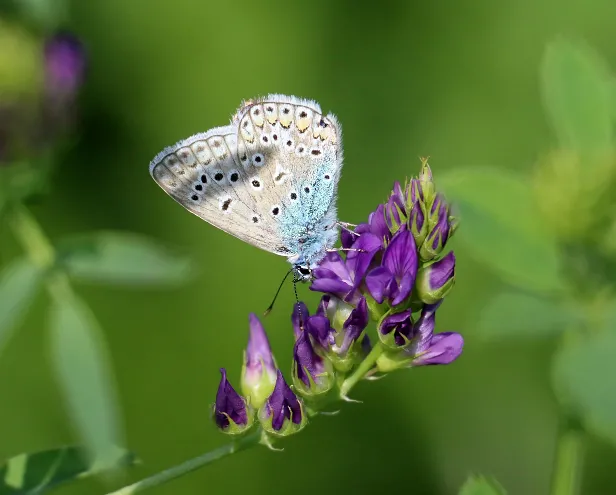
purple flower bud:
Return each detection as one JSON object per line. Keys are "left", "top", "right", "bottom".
{"left": 378, "top": 309, "right": 413, "bottom": 348}
{"left": 259, "top": 370, "right": 307, "bottom": 436}
{"left": 415, "top": 251, "right": 456, "bottom": 304}
{"left": 420, "top": 200, "right": 452, "bottom": 261}
{"left": 292, "top": 331, "right": 334, "bottom": 397}
{"left": 44, "top": 32, "right": 86, "bottom": 99}
{"left": 241, "top": 314, "right": 277, "bottom": 408}
{"left": 338, "top": 296, "right": 369, "bottom": 354}
{"left": 305, "top": 314, "right": 334, "bottom": 350}
{"left": 292, "top": 302, "right": 309, "bottom": 339}
{"left": 366, "top": 226, "right": 418, "bottom": 306}
{"left": 214, "top": 368, "right": 253, "bottom": 434}
{"left": 408, "top": 200, "right": 428, "bottom": 247}
{"left": 407, "top": 178, "right": 424, "bottom": 205}
{"left": 385, "top": 184, "right": 407, "bottom": 233}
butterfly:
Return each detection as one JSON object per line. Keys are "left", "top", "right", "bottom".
{"left": 149, "top": 94, "right": 343, "bottom": 281}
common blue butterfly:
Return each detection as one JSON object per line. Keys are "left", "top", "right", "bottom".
{"left": 149, "top": 95, "right": 343, "bottom": 281}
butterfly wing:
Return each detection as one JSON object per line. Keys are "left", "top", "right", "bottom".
{"left": 234, "top": 95, "right": 343, "bottom": 261}
{"left": 149, "top": 95, "right": 343, "bottom": 261}
{"left": 149, "top": 125, "right": 285, "bottom": 255}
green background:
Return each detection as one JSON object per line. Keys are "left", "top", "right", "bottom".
{"left": 2, "top": 0, "right": 616, "bottom": 493}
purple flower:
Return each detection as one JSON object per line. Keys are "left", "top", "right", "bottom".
{"left": 241, "top": 314, "right": 277, "bottom": 408}
{"left": 292, "top": 331, "right": 334, "bottom": 396}
{"left": 411, "top": 332, "right": 464, "bottom": 366}
{"left": 355, "top": 204, "right": 391, "bottom": 242}
{"left": 306, "top": 314, "right": 334, "bottom": 349}
{"left": 44, "top": 32, "right": 86, "bottom": 99}
{"left": 365, "top": 226, "right": 418, "bottom": 306}
{"left": 214, "top": 368, "right": 252, "bottom": 433}
{"left": 415, "top": 251, "right": 456, "bottom": 304}
{"left": 311, "top": 233, "right": 382, "bottom": 304}
{"left": 336, "top": 296, "right": 369, "bottom": 354}
{"left": 259, "top": 370, "right": 306, "bottom": 435}
{"left": 378, "top": 309, "right": 413, "bottom": 347}
{"left": 407, "top": 302, "right": 463, "bottom": 366}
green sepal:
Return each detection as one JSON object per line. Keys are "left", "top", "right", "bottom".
{"left": 212, "top": 402, "right": 255, "bottom": 436}
{"left": 258, "top": 399, "right": 307, "bottom": 438}
{"left": 292, "top": 360, "right": 335, "bottom": 399}
{"left": 365, "top": 294, "right": 388, "bottom": 322}
{"left": 375, "top": 349, "right": 412, "bottom": 373}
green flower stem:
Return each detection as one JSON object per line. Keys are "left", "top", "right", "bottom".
{"left": 550, "top": 415, "right": 585, "bottom": 495}
{"left": 339, "top": 341, "right": 384, "bottom": 398}
{"left": 105, "top": 430, "right": 262, "bottom": 495}
{"left": 9, "top": 202, "right": 73, "bottom": 300}
{"left": 9, "top": 203, "right": 55, "bottom": 269}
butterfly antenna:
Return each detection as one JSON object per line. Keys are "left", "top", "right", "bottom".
{"left": 264, "top": 268, "right": 295, "bottom": 316}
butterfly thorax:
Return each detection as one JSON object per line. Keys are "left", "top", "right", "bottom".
{"left": 285, "top": 207, "right": 339, "bottom": 271}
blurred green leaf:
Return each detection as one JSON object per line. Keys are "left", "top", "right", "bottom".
{"left": 16, "top": 0, "right": 69, "bottom": 30}
{"left": 459, "top": 475, "right": 507, "bottom": 495}
{"left": 439, "top": 167, "right": 564, "bottom": 294}
{"left": 57, "top": 231, "right": 195, "bottom": 287}
{"left": 553, "top": 329, "right": 616, "bottom": 447}
{"left": 49, "top": 294, "right": 123, "bottom": 465}
{"left": 0, "top": 258, "right": 41, "bottom": 355}
{"left": 0, "top": 445, "right": 136, "bottom": 494}
{"left": 541, "top": 39, "right": 613, "bottom": 154}
{"left": 477, "top": 292, "right": 581, "bottom": 339}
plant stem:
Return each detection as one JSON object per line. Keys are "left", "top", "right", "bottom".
{"left": 9, "top": 202, "right": 73, "bottom": 299}
{"left": 105, "top": 431, "right": 262, "bottom": 495}
{"left": 339, "top": 342, "right": 384, "bottom": 398}
{"left": 550, "top": 415, "right": 585, "bottom": 495}
{"left": 9, "top": 203, "right": 55, "bottom": 269}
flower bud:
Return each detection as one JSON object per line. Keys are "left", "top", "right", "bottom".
{"left": 415, "top": 252, "right": 456, "bottom": 304}
{"left": 214, "top": 369, "right": 254, "bottom": 435}
{"left": 420, "top": 196, "right": 451, "bottom": 261}
{"left": 408, "top": 199, "right": 428, "bottom": 248}
{"left": 292, "top": 331, "right": 335, "bottom": 398}
{"left": 377, "top": 309, "right": 413, "bottom": 349}
{"left": 258, "top": 370, "right": 307, "bottom": 437}
{"left": 241, "top": 314, "right": 277, "bottom": 409}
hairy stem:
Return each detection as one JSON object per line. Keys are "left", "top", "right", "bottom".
{"left": 105, "top": 431, "right": 261, "bottom": 495}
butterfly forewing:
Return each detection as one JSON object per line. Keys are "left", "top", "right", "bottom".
{"left": 149, "top": 94, "right": 343, "bottom": 264}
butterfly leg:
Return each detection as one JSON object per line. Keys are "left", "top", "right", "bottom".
{"left": 326, "top": 247, "right": 367, "bottom": 253}
{"left": 336, "top": 221, "right": 360, "bottom": 236}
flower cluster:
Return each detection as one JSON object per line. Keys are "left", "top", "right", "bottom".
{"left": 213, "top": 160, "right": 463, "bottom": 440}
{"left": 311, "top": 158, "right": 462, "bottom": 370}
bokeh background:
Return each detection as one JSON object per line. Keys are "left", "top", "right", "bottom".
{"left": 2, "top": 0, "right": 616, "bottom": 493}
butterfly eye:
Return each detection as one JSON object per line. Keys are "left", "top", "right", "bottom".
{"left": 298, "top": 266, "right": 311, "bottom": 276}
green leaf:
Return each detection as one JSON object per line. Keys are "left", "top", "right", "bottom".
{"left": 477, "top": 291, "right": 581, "bottom": 340}
{"left": 541, "top": 39, "right": 613, "bottom": 155}
{"left": 439, "top": 167, "right": 564, "bottom": 294}
{"left": 459, "top": 475, "right": 507, "bottom": 495}
{"left": 0, "top": 445, "right": 136, "bottom": 495}
{"left": 57, "top": 231, "right": 194, "bottom": 287}
{"left": 553, "top": 328, "right": 616, "bottom": 446}
{"left": 49, "top": 294, "right": 123, "bottom": 465}
{"left": 0, "top": 258, "right": 41, "bottom": 355}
